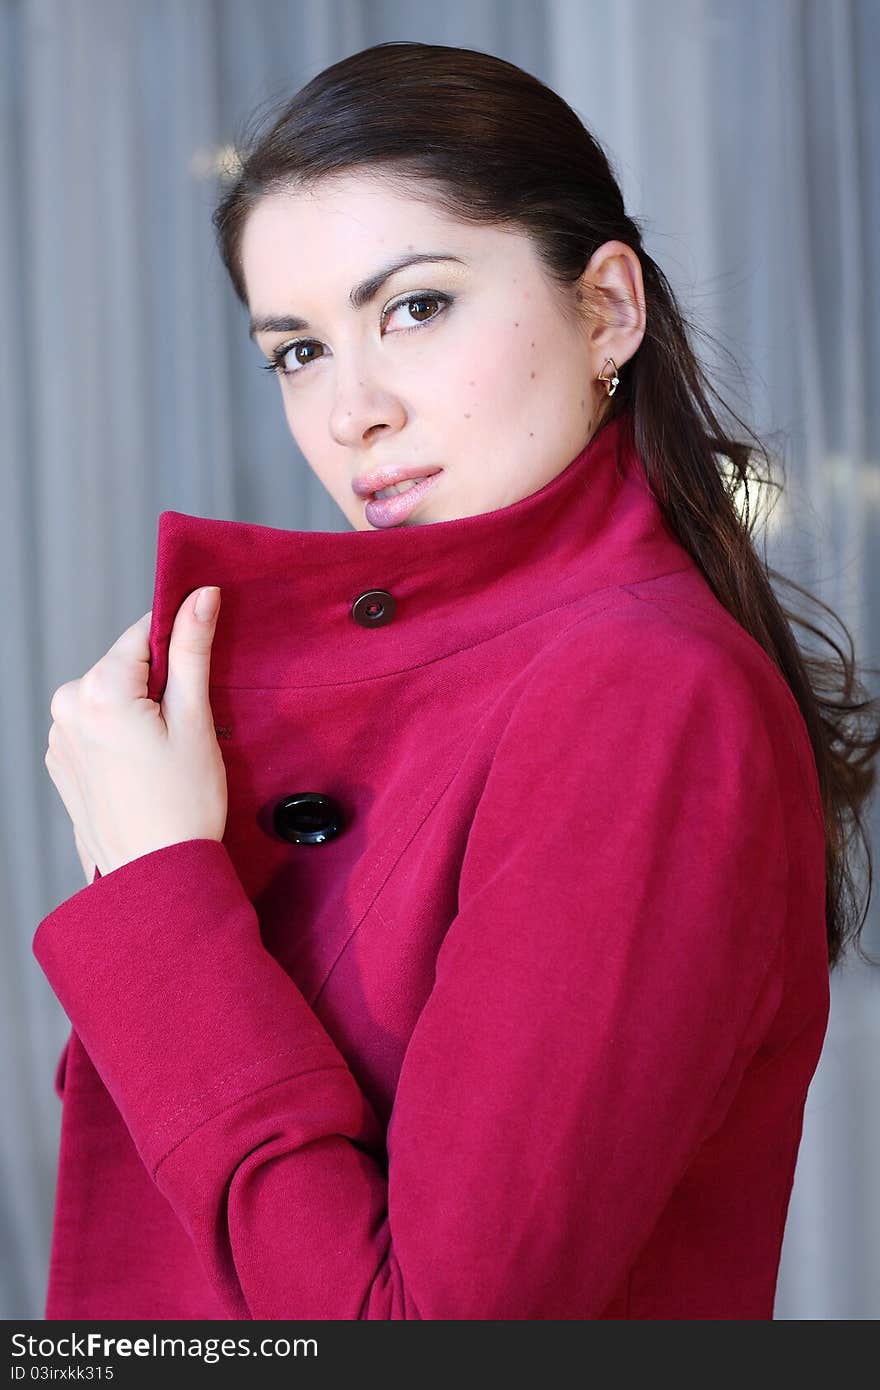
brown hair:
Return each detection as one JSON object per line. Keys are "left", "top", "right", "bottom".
{"left": 212, "top": 41, "right": 880, "bottom": 971}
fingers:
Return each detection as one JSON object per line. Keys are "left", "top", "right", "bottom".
{"left": 162, "top": 590, "right": 221, "bottom": 727}
{"left": 80, "top": 610, "right": 154, "bottom": 705}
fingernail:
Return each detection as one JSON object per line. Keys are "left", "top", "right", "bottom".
{"left": 194, "top": 586, "right": 220, "bottom": 622}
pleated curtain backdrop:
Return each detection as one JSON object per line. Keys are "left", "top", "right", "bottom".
{"left": 0, "top": 0, "right": 877, "bottom": 1319}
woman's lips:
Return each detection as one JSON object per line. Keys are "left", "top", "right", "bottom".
{"left": 363, "top": 471, "right": 442, "bottom": 528}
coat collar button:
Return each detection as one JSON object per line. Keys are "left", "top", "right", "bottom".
{"left": 273, "top": 793, "right": 345, "bottom": 845}
{"left": 351, "top": 589, "right": 396, "bottom": 627}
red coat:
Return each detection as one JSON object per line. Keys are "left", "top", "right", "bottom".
{"left": 33, "top": 410, "right": 830, "bottom": 1319}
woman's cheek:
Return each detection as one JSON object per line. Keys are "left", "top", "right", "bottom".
{"left": 280, "top": 384, "right": 300, "bottom": 438}
{"left": 446, "top": 344, "right": 520, "bottom": 429}
{"left": 281, "top": 389, "right": 324, "bottom": 461}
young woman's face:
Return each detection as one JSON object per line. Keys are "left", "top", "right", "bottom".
{"left": 241, "top": 172, "right": 622, "bottom": 530}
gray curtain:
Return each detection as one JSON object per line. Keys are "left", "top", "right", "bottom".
{"left": 1, "top": 0, "right": 877, "bottom": 1320}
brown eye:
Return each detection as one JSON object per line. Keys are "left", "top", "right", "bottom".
{"left": 403, "top": 296, "right": 440, "bottom": 322}
{"left": 272, "top": 341, "right": 324, "bottom": 374}
{"left": 259, "top": 290, "right": 453, "bottom": 379}
{"left": 383, "top": 292, "right": 451, "bottom": 331}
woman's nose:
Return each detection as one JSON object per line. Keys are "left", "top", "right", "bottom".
{"left": 328, "top": 372, "right": 408, "bottom": 447}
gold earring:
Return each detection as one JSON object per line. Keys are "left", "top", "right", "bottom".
{"left": 598, "top": 357, "right": 620, "bottom": 396}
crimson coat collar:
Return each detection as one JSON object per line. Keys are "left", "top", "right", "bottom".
{"left": 146, "top": 410, "right": 694, "bottom": 697}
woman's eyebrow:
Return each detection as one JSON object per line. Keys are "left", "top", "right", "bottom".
{"left": 248, "top": 252, "right": 468, "bottom": 340}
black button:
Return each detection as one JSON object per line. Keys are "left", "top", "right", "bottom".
{"left": 351, "top": 589, "right": 396, "bottom": 627}
{"left": 272, "top": 793, "right": 345, "bottom": 845}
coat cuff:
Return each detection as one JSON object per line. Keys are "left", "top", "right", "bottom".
{"left": 32, "top": 838, "right": 355, "bottom": 1177}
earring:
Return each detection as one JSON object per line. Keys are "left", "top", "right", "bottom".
{"left": 598, "top": 357, "right": 620, "bottom": 396}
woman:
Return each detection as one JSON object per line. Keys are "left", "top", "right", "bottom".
{"left": 36, "top": 41, "right": 880, "bottom": 1320}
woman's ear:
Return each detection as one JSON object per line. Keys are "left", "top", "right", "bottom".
{"left": 578, "top": 238, "right": 647, "bottom": 372}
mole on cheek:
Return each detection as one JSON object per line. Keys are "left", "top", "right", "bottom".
{"left": 464, "top": 413, "right": 471, "bottom": 419}
{"left": 530, "top": 371, "right": 537, "bottom": 379}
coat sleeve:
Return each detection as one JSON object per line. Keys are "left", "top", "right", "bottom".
{"left": 32, "top": 613, "right": 793, "bottom": 1319}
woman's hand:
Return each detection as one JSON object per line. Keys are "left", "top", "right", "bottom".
{"left": 44, "top": 587, "right": 227, "bottom": 881}
{"left": 73, "top": 827, "right": 96, "bottom": 886}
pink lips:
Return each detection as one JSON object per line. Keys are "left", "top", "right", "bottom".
{"left": 352, "top": 465, "right": 443, "bottom": 499}
{"left": 362, "top": 471, "right": 442, "bottom": 528}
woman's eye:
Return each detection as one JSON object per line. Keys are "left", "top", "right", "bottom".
{"left": 262, "top": 292, "right": 451, "bottom": 377}
{"left": 384, "top": 293, "right": 448, "bottom": 331}
{"left": 269, "top": 340, "right": 325, "bottom": 374}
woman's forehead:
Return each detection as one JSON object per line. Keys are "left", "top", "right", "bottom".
{"left": 241, "top": 185, "right": 537, "bottom": 310}
{"left": 244, "top": 175, "right": 478, "bottom": 252}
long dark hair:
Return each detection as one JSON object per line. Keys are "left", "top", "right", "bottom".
{"left": 211, "top": 41, "right": 880, "bottom": 972}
